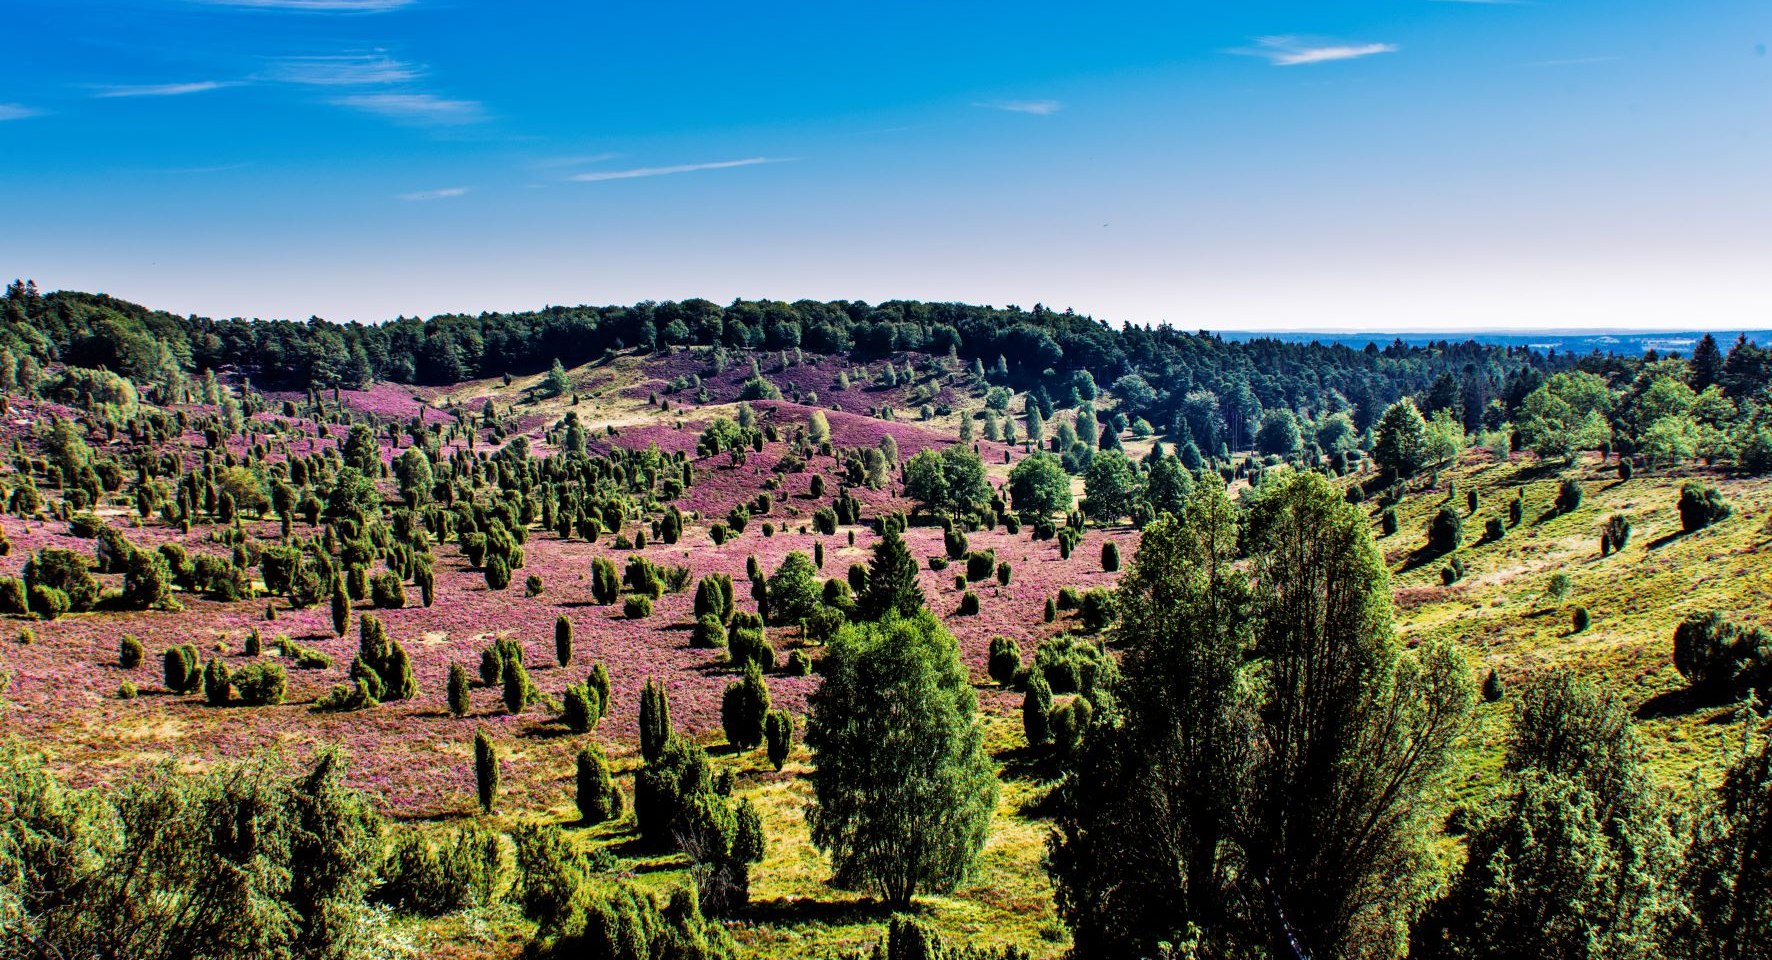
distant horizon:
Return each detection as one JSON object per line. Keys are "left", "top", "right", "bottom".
{"left": 21, "top": 277, "right": 1771, "bottom": 346}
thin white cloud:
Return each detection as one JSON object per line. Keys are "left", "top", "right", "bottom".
{"left": 0, "top": 104, "right": 41, "bottom": 121}
{"left": 191, "top": 0, "right": 414, "bottom": 11}
{"left": 399, "top": 186, "right": 469, "bottom": 201}
{"left": 333, "top": 92, "right": 484, "bottom": 124}
{"left": 568, "top": 157, "right": 780, "bottom": 183}
{"left": 92, "top": 81, "right": 235, "bottom": 98}
{"left": 976, "top": 99, "right": 1062, "bottom": 115}
{"left": 268, "top": 53, "right": 419, "bottom": 86}
{"left": 1236, "top": 36, "right": 1399, "bottom": 66}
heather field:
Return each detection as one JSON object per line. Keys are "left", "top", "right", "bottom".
{"left": 2, "top": 344, "right": 1765, "bottom": 960}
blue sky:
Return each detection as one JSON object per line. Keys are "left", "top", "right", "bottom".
{"left": 2, "top": 1, "right": 1767, "bottom": 331}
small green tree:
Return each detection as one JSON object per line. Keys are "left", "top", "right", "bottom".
{"left": 765, "top": 710, "right": 794, "bottom": 771}
{"left": 722, "top": 664, "right": 771, "bottom": 751}
{"left": 806, "top": 610, "right": 999, "bottom": 907}
{"left": 448, "top": 662, "right": 472, "bottom": 717}
{"left": 639, "top": 679, "right": 673, "bottom": 763}
{"left": 555, "top": 615, "right": 573, "bottom": 667}
{"left": 474, "top": 730, "right": 499, "bottom": 813}
{"left": 575, "top": 743, "right": 619, "bottom": 824}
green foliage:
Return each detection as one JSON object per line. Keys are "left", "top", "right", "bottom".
{"left": 233, "top": 662, "right": 286, "bottom": 705}
{"left": 1053, "top": 475, "right": 1476, "bottom": 959}
{"left": 576, "top": 742, "right": 620, "bottom": 824}
{"left": 1430, "top": 506, "right": 1463, "bottom": 554}
{"left": 1007, "top": 452, "right": 1072, "bottom": 519}
{"left": 591, "top": 556, "right": 621, "bottom": 605}
{"left": 0, "top": 744, "right": 383, "bottom": 960}
{"left": 474, "top": 730, "right": 499, "bottom": 813}
{"left": 987, "top": 636, "right": 1021, "bottom": 686}
{"left": 1556, "top": 477, "right": 1583, "bottom": 514}
{"left": 806, "top": 611, "right": 999, "bottom": 907}
{"left": 1373, "top": 398, "right": 1430, "bottom": 478}
{"left": 722, "top": 664, "right": 771, "bottom": 751}
{"left": 562, "top": 683, "right": 601, "bottom": 733}
{"left": 1679, "top": 482, "right": 1731, "bottom": 533}
{"left": 639, "top": 679, "right": 673, "bottom": 764}
{"left": 765, "top": 551, "right": 820, "bottom": 625}
{"left": 119, "top": 634, "right": 144, "bottom": 669}
{"left": 530, "top": 882, "right": 734, "bottom": 960}
{"left": 1022, "top": 672, "right": 1053, "bottom": 747}
{"left": 765, "top": 710, "right": 795, "bottom": 771}
{"left": 555, "top": 615, "right": 574, "bottom": 667}
{"left": 377, "top": 824, "right": 502, "bottom": 916}
{"left": 1081, "top": 449, "right": 1138, "bottom": 523}
{"left": 859, "top": 524, "right": 925, "bottom": 621}
{"left": 1672, "top": 612, "right": 1769, "bottom": 698}
{"left": 448, "top": 662, "right": 471, "bottom": 717}
{"left": 1410, "top": 672, "right": 1678, "bottom": 960}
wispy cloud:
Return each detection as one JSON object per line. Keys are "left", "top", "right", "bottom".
{"left": 399, "top": 186, "right": 469, "bottom": 201}
{"left": 568, "top": 157, "right": 780, "bottom": 183}
{"left": 267, "top": 52, "right": 419, "bottom": 86}
{"left": 975, "top": 99, "right": 1062, "bottom": 115}
{"left": 191, "top": 0, "right": 414, "bottom": 11}
{"left": 1235, "top": 36, "right": 1399, "bottom": 66}
{"left": 92, "top": 81, "right": 235, "bottom": 98}
{"left": 0, "top": 104, "right": 41, "bottom": 121}
{"left": 333, "top": 92, "right": 484, "bottom": 124}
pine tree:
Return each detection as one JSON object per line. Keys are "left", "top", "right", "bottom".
{"left": 858, "top": 525, "right": 924, "bottom": 621}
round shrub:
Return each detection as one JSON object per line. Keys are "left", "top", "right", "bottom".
{"left": 997, "top": 561, "right": 1012, "bottom": 586}
{"left": 1101, "top": 541, "right": 1120, "bottom": 572}
{"left": 1556, "top": 478, "right": 1583, "bottom": 515}
{"left": 28, "top": 585, "right": 69, "bottom": 622}
{"left": 120, "top": 634, "right": 144, "bottom": 669}
{"left": 988, "top": 636, "right": 1022, "bottom": 685}
{"left": 1429, "top": 507, "right": 1463, "bottom": 555}
{"left": 525, "top": 575, "right": 545, "bottom": 598}
{"left": 1572, "top": 606, "right": 1590, "bottom": 633}
{"left": 1381, "top": 508, "right": 1399, "bottom": 537}
{"left": 957, "top": 591, "right": 980, "bottom": 616}
{"left": 1678, "top": 482, "right": 1730, "bottom": 533}
{"left": 370, "top": 571, "right": 406, "bottom": 609}
{"left": 234, "top": 662, "right": 286, "bottom": 706}
{"left": 785, "top": 649, "right": 813, "bottom": 676}
{"left": 623, "top": 595, "right": 653, "bottom": 620}
{"left": 730, "top": 626, "right": 776, "bottom": 672}
{"left": 692, "top": 613, "right": 728, "bottom": 649}
{"left": 562, "top": 683, "right": 599, "bottom": 733}
{"left": 1618, "top": 459, "right": 1633, "bottom": 480}
{"left": 1482, "top": 668, "right": 1505, "bottom": 703}
{"left": 1484, "top": 517, "right": 1505, "bottom": 542}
